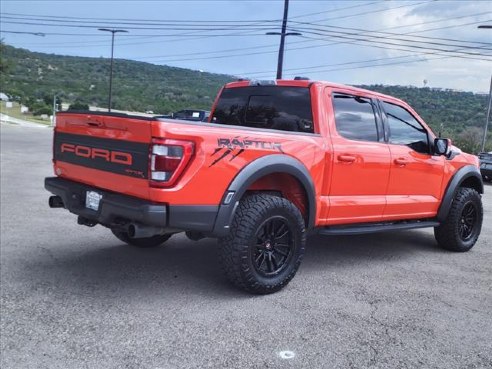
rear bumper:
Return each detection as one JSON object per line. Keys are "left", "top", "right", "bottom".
{"left": 44, "top": 177, "right": 218, "bottom": 232}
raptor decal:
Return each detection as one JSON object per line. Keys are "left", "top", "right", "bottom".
{"left": 209, "top": 136, "right": 284, "bottom": 167}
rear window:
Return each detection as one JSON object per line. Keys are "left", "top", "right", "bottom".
{"left": 211, "top": 86, "right": 314, "bottom": 133}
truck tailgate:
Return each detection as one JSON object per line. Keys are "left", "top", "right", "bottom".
{"left": 53, "top": 112, "right": 153, "bottom": 199}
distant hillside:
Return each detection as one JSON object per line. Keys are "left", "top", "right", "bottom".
{"left": 1, "top": 44, "right": 489, "bottom": 151}
{"left": 359, "top": 84, "right": 488, "bottom": 137}
{"left": 0, "top": 44, "right": 234, "bottom": 114}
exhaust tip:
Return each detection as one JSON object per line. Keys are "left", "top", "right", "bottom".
{"left": 49, "top": 195, "right": 64, "bottom": 208}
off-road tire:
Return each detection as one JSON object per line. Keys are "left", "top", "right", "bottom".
{"left": 111, "top": 229, "right": 172, "bottom": 248}
{"left": 218, "top": 194, "right": 306, "bottom": 294}
{"left": 434, "top": 187, "right": 483, "bottom": 252}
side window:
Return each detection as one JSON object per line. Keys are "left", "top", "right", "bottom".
{"left": 332, "top": 94, "right": 378, "bottom": 142}
{"left": 382, "top": 101, "right": 430, "bottom": 154}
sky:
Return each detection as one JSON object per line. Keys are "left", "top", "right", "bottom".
{"left": 1, "top": 0, "right": 491, "bottom": 93}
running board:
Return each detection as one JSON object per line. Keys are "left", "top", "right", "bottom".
{"left": 317, "top": 221, "right": 440, "bottom": 236}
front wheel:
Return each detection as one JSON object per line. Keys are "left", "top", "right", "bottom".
{"left": 218, "top": 194, "right": 306, "bottom": 294}
{"left": 434, "top": 187, "right": 483, "bottom": 252}
{"left": 111, "top": 229, "right": 172, "bottom": 248}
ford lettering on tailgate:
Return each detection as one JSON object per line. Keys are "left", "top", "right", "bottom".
{"left": 54, "top": 132, "right": 149, "bottom": 179}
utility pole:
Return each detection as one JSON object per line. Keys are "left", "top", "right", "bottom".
{"left": 478, "top": 25, "right": 492, "bottom": 152}
{"left": 266, "top": 0, "right": 301, "bottom": 80}
{"left": 52, "top": 94, "right": 57, "bottom": 127}
{"left": 98, "top": 28, "right": 128, "bottom": 112}
{"left": 481, "top": 76, "right": 492, "bottom": 152}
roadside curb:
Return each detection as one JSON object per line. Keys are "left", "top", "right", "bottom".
{"left": 0, "top": 113, "right": 51, "bottom": 128}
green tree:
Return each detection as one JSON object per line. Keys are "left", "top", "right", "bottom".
{"left": 31, "top": 102, "right": 52, "bottom": 116}
{"left": 454, "top": 127, "right": 483, "bottom": 154}
{"left": 68, "top": 101, "right": 89, "bottom": 110}
{"left": 0, "top": 40, "right": 11, "bottom": 75}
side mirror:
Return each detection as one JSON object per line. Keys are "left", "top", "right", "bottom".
{"left": 434, "top": 138, "right": 449, "bottom": 156}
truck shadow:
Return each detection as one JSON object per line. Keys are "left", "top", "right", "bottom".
{"left": 27, "top": 229, "right": 443, "bottom": 298}
{"left": 303, "top": 230, "right": 441, "bottom": 270}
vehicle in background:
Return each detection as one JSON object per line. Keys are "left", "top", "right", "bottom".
{"left": 156, "top": 109, "right": 210, "bottom": 122}
{"left": 478, "top": 152, "right": 492, "bottom": 182}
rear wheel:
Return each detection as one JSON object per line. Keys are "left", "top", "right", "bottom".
{"left": 111, "top": 229, "right": 172, "bottom": 248}
{"left": 218, "top": 194, "right": 306, "bottom": 294}
{"left": 434, "top": 187, "right": 482, "bottom": 252}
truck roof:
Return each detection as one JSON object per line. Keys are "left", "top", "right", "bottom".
{"left": 224, "top": 79, "right": 407, "bottom": 107}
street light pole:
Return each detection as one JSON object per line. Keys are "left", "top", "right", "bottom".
{"left": 266, "top": 0, "right": 301, "bottom": 80}
{"left": 481, "top": 76, "right": 492, "bottom": 152}
{"left": 98, "top": 28, "right": 128, "bottom": 112}
{"left": 478, "top": 25, "right": 492, "bottom": 152}
{"left": 52, "top": 94, "right": 57, "bottom": 127}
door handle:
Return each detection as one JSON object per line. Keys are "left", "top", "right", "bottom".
{"left": 338, "top": 155, "right": 356, "bottom": 163}
{"left": 394, "top": 158, "right": 407, "bottom": 166}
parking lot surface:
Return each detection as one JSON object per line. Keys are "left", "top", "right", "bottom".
{"left": 1, "top": 123, "right": 491, "bottom": 369}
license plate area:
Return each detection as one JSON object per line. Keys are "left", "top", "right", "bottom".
{"left": 86, "top": 191, "right": 102, "bottom": 211}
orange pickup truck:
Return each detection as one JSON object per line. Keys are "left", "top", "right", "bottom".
{"left": 45, "top": 79, "right": 484, "bottom": 294}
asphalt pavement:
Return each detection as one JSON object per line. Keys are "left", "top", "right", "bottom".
{"left": 1, "top": 123, "right": 491, "bottom": 369}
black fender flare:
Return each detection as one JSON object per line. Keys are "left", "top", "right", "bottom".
{"left": 212, "top": 154, "right": 316, "bottom": 236}
{"left": 437, "top": 165, "right": 483, "bottom": 222}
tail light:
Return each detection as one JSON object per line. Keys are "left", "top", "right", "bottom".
{"left": 150, "top": 139, "right": 194, "bottom": 188}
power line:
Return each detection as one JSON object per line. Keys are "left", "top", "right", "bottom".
{"left": 2, "top": 3, "right": 424, "bottom": 34}
{"left": 0, "top": 19, "right": 283, "bottom": 31}
{"left": 7, "top": 18, "right": 490, "bottom": 62}
{"left": 4, "top": 10, "right": 489, "bottom": 53}
{"left": 3, "top": 1, "right": 490, "bottom": 75}
{"left": 287, "top": 25, "right": 492, "bottom": 53}
{"left": 0, "top": 3, "right": 380, "bottom": 24}
{"left": 0, "top": 1, "right": 432, "bottom": 46}
{"left": 289, "top": 20, "right": 492, "bottom": 46}
{"left": 244, "top": 48, "right": 489, "bottom": 79}
{"left": 294, "top": 33, "right": 491, "bottom": 59}
{"left": 127, "top": 18, "right": 492, "bottom": 64}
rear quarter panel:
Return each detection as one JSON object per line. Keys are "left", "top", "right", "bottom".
{"left": 150, "top": 120, "right": 327, "bottom": 206}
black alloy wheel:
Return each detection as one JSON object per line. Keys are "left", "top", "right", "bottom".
{"left": 219, "top": 194, "right": 306, "bottom": 294}
{"left": 253, "top": 216, "right": 294, "bottom": 276}
{"left": 434, "top": 187, "right": 483, "bottom": 252}
{"left": 458, "top": 202, "right": 477, "bottom": 241}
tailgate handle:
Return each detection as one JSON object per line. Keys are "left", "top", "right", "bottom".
{"left": 85, "top": 115, "right": 104, "bottom": 127}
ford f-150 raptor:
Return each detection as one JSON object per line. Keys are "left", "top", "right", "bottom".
{"left": 45, "top": 78, "right": 484, "bottom": 294}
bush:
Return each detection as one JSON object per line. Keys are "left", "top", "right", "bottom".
{"left": 31, "top": 102, "right": 52, "bottom": 116}
{"left": 68, "top": 102, "right": 89, "bottom": 110}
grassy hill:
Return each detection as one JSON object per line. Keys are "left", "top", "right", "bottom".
{"left": 0, "top": 44, "right": 234, "bottom": 114}
{"left": 1, "top": 43, "right": 490, "bottom": 151}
